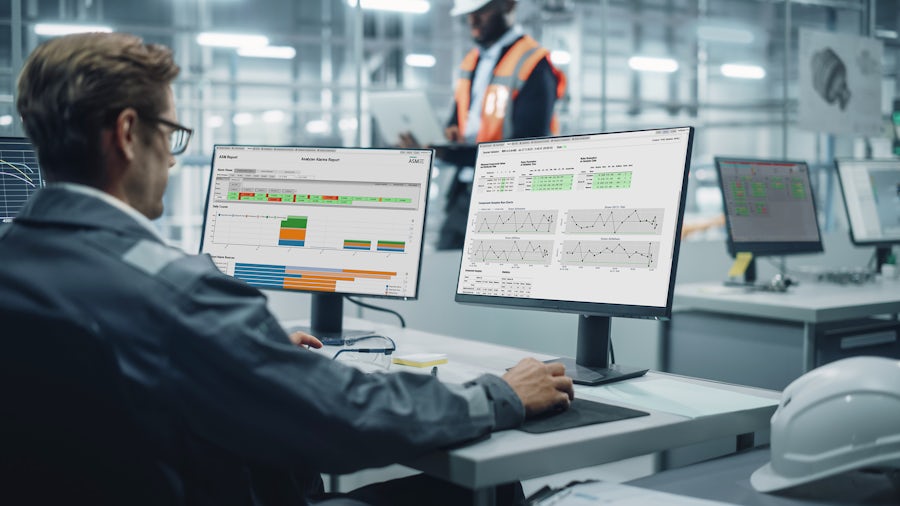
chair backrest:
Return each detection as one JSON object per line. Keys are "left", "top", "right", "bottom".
{"left": 0, "top": 307, "right": 181, "bottom": 505}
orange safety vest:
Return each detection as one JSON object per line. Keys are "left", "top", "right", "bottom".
{"left": 454, "top": 35, "right": 566, "bottom": 143}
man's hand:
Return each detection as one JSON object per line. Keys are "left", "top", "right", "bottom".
{"left": 444, "top": 125, "right": 462, "bottom": 142}
{"left": 289, "top": 331, "right": 323, "bottom": 350}
{"left": 502, "top": 358, "right": 574, "bottom": 417}
{"left": 397, "top": 131, "right": 421, "bottom": 149}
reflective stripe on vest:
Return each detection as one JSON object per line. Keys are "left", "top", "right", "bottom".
{"left": 453, "top": 35, "right": 567, "bottom": 144}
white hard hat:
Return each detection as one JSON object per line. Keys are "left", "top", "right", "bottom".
{"left": 450, "top": 0, "right": 493, "bottom": 16}
{"left": 751, "top": 356, "right": 900, "bottom": 492}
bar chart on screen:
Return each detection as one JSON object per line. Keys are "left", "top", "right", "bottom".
{"left": 1, "top": 137, "right": 42, "bottom": 222}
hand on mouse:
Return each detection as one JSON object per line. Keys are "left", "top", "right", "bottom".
{"left": 502, "top": 358, "right": 574, "bottom": 418}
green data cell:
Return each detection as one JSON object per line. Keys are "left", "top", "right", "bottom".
{"left": 227, "top": 193, "right": 412, "bottom": 205}
{"left": 753, "top": 202, "right": 768, "bottom": 214}
{"left": 530, "top": 175, "right": 574, "bottom": 191}
{"left": 771, "top": 178, "right": 786, "bottom": 190}
{"left": 791, "top": 179, "right": 806, "bottom": 198}
{"left": 281, "top": 216, "right": 308, "bottom": 228}
{"left": 735, "top": 206, "right": 750, "bottom": 216}
{"left": 592, "top": 171, "right": 632, "bottom": 189}
{"left": 751, "top": 182, "right": 766, "bottom": 198}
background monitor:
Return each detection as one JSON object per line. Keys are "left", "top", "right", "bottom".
{"left": 200, "top": 145, "right": 433, "bottom": 343}
{"left": 714, "top": 157, "right": 824, "bottom": 282}
{"left": 455, "top": 127, "right": 694, "bottom": 385}
{"left": 835, "top": 158, "right": 900, "bottom": 272}
{"left": 1, "top": 137, "right": 43, "bottom": 223}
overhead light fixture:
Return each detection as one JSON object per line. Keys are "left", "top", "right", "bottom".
{"left": 721, "top": 63, "right": 766, "bottom": 79}
{"left": 628, "top": 56, "right": 678, "bottom": 73}
{"left": 876, "top": 29, "right": 898, "bottom": 39}
{"left": 697, "top": 25, "right": 754, "bottom": 45}
{"left": 550, "top": 50, "right": 572, "bottom": 65}
{"left": 305, "top": 120, "right": 331, "bottom": 135}
{"left": 34, "top": 23, "right": 113, "bottom": 36}
{"left": 232, "top": 113, "right": 254, "bottom": 126}
{"left": 207, "top": 115, "right": 224, "bottom": 129}
{"left": 0, "top": 115, "right": 13, "bottom": 126}
{"left": 347, "top": 0, "right": 430, "bottom": 14}
{"left": 238, "top": 45, "right": 296, "bottom": 59}
{"left": 262, "top": 110, "right": 286, "bottom": 124}
{"left": 339, "top": 118, "right": 358, "bottom": 131}
{"left": 197, "top": 32, "right": 268, "bottom": 49}
{"left": 405, "top": 54, "right": 436, "bottom": 68}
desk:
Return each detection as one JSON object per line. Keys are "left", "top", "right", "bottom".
{"left": 672, "top": 281, "right": 900, "bottom": 373}
{"left": 297, "top": 318, "right": 780, "bottom": 506}
{"left": 627, "top": 447, "right": 899, "bottom": 505}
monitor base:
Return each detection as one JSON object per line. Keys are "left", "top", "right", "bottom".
{"left": 545, "top": 357, "right": 648, "bottom": 386}
{"left": 286, "top": 325, "right": 374, "bottom": 347}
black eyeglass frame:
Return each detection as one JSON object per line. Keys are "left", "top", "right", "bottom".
{"left": 143, "top": 115, "right": 194, "bottom": 155}
{"left": 331, "top": 334, "right": 397, "bottom": 361}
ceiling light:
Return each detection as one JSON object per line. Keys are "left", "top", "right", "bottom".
{"left": 237, "top": 46, "right": 296, "bottom": 59}
{"left": 405, "top": 54, "right": 436, "bottom": 68}
{"left": 347, "top": 0, "right": 430, "bottom": 14}
{"left": 339, "top": 118, "right": 358, "bottom": 131}
{"left": 34, "top": 23, "right": 113, "bottom": 36}
{"left": 721, "top": 64, "right": 766, "bottom": 79}
{"left": 697, "top": 25, "right": 754, "bottom": 44}
{"left": 550, "top": 50, "right": 571, "bottom": 65}
{"left": 208, "top": 115, "right": 224, "bottom": 128}
{"left": 0, "top": 115, "right": 13, "bottom": 126}
{"left": 232, "top": 113, "right": 254, "bottom": 126}
{"left": 262, "top": 110, "right": 286, "bottom": 124}
{"left": 306, "top": 120, "right": 331, "bottom": 135}
{"left": 628, "top": 56, "right": 678, "bottom": 73}
{"left": 197, "top": 32, "right": 268, "bottom": 49}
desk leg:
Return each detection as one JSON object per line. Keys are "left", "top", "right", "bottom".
{"left": 736, "top": 433, "right": 754, "bottom": 452}
{"left": 803, "top": 323, "right": 817, "bottom": 371}
{"left": 473, "top": 487, "right": 496, "bottom": 506}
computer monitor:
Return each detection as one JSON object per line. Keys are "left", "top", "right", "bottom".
{"left": 714, "top": 157, "right": 824, "bottom": 283}
{"left": 835, "top": 158, "right": 900, "bottom": 273}
{"left": 455, "top": 127, "right": 694, "bottom": 386}
{"left": 199, "top": 145, "right": 433, "bottom": 344}
{"left": 1, "top": 137, "right": 43, "bottom": 223}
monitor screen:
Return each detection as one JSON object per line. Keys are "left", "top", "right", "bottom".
{"left": 1, "top": 137, "right": 43, "bottom": 223}
{"left": 199, "top": 145, "right": 433, "bottom": 341}
{"left": 454, "top": 128, "right": 694, "bottom": 385}
{"left": 835, "top": 159, "right": 900, "bottom": 246}
{"left": 714, "top": 157, "right": 823, "bottom": 257}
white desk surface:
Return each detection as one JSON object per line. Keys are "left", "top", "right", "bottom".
{"left": 289, "top": 317, "right": 780, "bottom": 491}
{"left": 675, "top": 280, "right": 900, "bottom": 324}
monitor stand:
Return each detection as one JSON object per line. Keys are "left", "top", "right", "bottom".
{"left": 875, "top": 246, "right": 893, "bottom": 274}
{"left": 289, "top": 293, "right": 373, "bottom": 346}
{"left": 546, "top": 315, "right": 648, "bottom": 386}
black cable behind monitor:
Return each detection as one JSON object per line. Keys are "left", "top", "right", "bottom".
{"left": 346, "top": 296, "right": 407, "bottom": 328}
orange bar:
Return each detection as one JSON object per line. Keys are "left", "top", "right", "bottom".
{"left": 279, "top": 229, "right": 307, "bottom": 241}
{"left": 322, "top": 195, "right": 339, "bottom": 200}
{"left": 283, "top": 283, "right": 336, "bottom": 292}
{"left": 343, "top": 269, "right": 397, "bottom": 276}
{"left": 285, "top": 271, "right": 357, "bottom": 281}
{"left": 284, "top": 280, "right": 338, "bottom": 289}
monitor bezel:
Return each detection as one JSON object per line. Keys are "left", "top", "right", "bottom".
{"left": 198, "top": 143, "right": 435, "bottom": 302}
{"left": 834, "top": 158, "right": 900, "bottom": 248}
{"left": 714, "top": 156, "right": 825, "bottom": 258}
{"left": 454, "top": 127, "right": 695, "bottom": 321}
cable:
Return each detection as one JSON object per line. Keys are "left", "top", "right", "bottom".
{"left": 345, "top": 296, "right": 406, "bottom": 328}
{"left": 609, "top": 339, "right": 616, "bottom": 365}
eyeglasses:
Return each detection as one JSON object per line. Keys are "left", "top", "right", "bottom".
{"left": 332, "top": 334, "right": 396, "bottom": 372}
{"left": 143, "top": 115, "right": 193, "bottom": 155}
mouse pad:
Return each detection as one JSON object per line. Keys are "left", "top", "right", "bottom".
{"left": 518, "top": 398, "right": 649, "bottom": 434}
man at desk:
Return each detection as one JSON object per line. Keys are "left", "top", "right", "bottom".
{"left": 402, "top": 0, "right": 566, "bottom": 249}
{"left": 1, "top": 32, "right": 573, "bottom": 505}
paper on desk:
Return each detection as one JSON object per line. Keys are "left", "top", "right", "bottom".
{"left": 574, "top": 377, "right": 778, "bottom": 419}
{"left": 531, "top": 481, "right": 734, "bottom": 506}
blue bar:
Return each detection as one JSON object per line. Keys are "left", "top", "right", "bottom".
{"left": 235, "top": 263, "right": 286, "bottom": 272}
{"left": 278, "top": 240, "right": 305, "bottom": 247}
{"left": 343, "top": 246, "right": 370, "bottom": 251}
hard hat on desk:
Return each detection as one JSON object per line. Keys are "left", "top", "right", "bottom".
{"left": 450, "top": 0, "right": 494, "bottom": 16}
{"left": 751, "top": 356, "right": 900, "bottom": 493}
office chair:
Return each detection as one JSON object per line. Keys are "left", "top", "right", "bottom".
{"left": 0, "top": 307, "right": 181, "bottom": 505}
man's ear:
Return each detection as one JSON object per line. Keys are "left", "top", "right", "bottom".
{"left": 113, "top": 107, "right": 140, "bottom": 162}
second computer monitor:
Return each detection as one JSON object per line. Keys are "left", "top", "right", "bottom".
{"left": 456, "top": 127, "right": 694, "bottom": 385}
{"left": 835, "top": 158, "right": 900, "bottom": 271}
{"left": 715, "top": 157, "right": 823, "bottom": 259}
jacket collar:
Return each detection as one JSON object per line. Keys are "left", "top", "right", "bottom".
{"left": 15, "top": 185, "right": 164, "bottom": 243}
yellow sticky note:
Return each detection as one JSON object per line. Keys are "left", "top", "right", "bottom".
{"left": 392, "top": 353, "right": 448, "bottom": 368}
{"left": 728, "top": 252, "right": 754, "bottom": 278}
